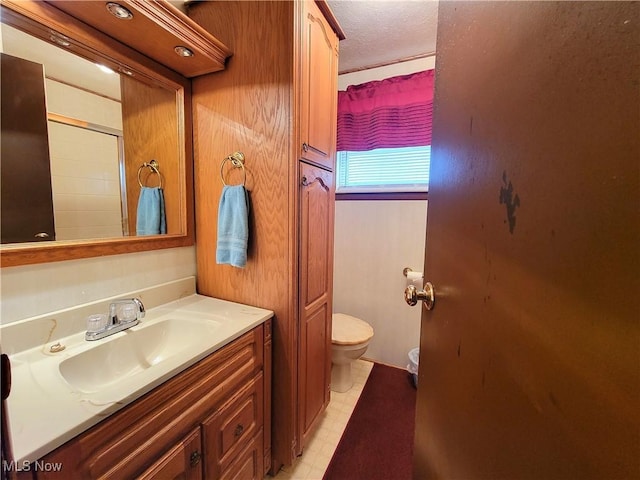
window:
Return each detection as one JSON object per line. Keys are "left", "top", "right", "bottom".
{"left": 336, "top": 145, "right": 430, "bottom": 193}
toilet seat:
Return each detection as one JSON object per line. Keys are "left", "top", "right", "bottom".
{"left": 332, "top": 313, "right": 374, "bottom": 346}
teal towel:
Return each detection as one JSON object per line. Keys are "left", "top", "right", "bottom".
{"left": 136, "top": 187, "right": 166, "bottom": 235}
{"left": 216, "top": 185, "right": 249, "bottom": 268}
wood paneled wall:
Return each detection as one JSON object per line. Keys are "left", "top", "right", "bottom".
{"left": 189, "top": 1, "right": 297, "bottom": 472}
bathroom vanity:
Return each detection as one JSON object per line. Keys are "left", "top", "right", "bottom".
{"left": 38, "top": 323, "right": 271, "bottom": 479}
{"left": 3, "top": 281, "right": 273, "bottom": 479}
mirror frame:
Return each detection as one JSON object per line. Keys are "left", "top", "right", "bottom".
{"left": 0, "top": 0, "right": 195, "bottom": 267}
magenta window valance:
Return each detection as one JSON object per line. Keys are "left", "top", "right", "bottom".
{"left": 337, "top": 69, "right": 434, "bottom": 152}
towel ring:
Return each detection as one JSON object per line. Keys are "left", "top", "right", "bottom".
{"left": 220, "top": 152, "right": 246, "bottom": 186}
{"left": 137, "top": 160, "right": 163, "bottom": 188}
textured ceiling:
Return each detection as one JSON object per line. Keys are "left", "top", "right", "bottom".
{"left": 326, "top": 0, "right": 438, "bottom": 73}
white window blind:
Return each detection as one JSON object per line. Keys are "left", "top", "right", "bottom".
{"left": 336, "top": 146, "right": 430, "bottom": 193}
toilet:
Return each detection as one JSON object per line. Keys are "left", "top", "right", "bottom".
{"left": 331, "top": 313, "right": 374, "bottom": 392}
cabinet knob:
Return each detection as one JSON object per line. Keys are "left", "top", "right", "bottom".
{"left": 190, "top": 451, "right": 201, "bottom": 467}
{"left": 234, "top": 424, "right": 244, "bottom": 437}
{"left": 302, "top": 142, "right": 309, "bottom": 152}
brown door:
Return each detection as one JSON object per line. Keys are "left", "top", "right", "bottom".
{"left": 413, "top": 2, "right": 639, "bottom": 479}
{"left": 1, "top": 53, "right": 55, "bottom": 243}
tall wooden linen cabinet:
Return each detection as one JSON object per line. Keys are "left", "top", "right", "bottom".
{"left": 188, "top": 1, "right": 341, "bottom": 475}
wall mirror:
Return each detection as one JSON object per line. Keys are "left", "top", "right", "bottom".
{"left": 0, "top": 0, "right": 195, "bottom": 267}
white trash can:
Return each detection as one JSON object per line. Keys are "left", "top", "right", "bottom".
{"left": 407, "top": 347, "right": 419, "bottom": 388}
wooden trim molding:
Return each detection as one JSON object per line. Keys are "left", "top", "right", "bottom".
{"left": 315, "top": 0, "right": 345, "bottom": 40}
{"left": 338, "top": 52, "right": 436, "bottom": 75}
{"left": 46, "top": 0, "right": 231, "bottom": 78}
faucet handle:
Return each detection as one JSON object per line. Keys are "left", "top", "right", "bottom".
{"left": 109, "top": 297, "right": 145, "bottom": 324}
{"left": 131, "top": 297, "right": 145, "bottom": 319}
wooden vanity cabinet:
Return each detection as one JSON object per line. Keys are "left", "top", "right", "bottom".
{"left": 32, "top": 320, "right": 271, "bottom": 480}
{"left": 295, "top": 1, "right": 339, "bottom": 457}
{"left": 188, "top": 0, "right": 341, "bottom": 472}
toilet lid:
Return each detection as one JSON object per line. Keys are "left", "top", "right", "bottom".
{"left": 332, "top": 313, "right": 374, "bottom": 346}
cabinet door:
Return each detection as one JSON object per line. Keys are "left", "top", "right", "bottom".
{"left": 299, "top": 0, "right": 338, "bottom": 170}
{"left": 137, "top": 428, "right": 202, "bottom": 480}
{"left": 298, "top": 162, "right": 334, "bottom": 451}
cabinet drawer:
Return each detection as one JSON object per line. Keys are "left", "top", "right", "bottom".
{"left": 203, "top": 374, "right": 263, "bottom": 479}
{"left": 220, "top": 434, "right": 263, "bottom": 480}
{"left": 136, "top": 428, "right": 202, "bottom": 480}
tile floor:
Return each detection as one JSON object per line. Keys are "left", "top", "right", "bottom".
{"left": 271, "top": 359, "right": 374, "bottom": 480}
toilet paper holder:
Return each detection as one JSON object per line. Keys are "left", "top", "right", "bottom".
{"left": 403, "top": 267, "right": 422, "bottom": 277}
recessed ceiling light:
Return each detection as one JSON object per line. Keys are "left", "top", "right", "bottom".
{"left": 106, "top": 2, "right": 133, "bottom": 20}
{"left": 174, "top": 46, "right": 194, "bottom": 58}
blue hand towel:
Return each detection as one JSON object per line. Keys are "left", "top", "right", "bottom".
{"left": 136, "top": 187, "right": 167, "bottom": 236}
{"left": 216, "top": 185, "right": 249, "bottom": 268}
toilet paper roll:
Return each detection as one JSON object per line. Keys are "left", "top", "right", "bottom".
{"left": 406, "top": 270, "right": 424, "bottom": 288}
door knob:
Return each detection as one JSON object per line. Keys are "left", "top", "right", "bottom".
{"left": 404, "top": 283, "right": 435, "bottom": 310}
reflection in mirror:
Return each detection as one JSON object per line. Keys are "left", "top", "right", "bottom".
{"left": 0, "top": 21, "right": 181, "bottom": 245}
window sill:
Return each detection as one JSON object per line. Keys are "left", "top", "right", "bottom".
{"left": 335, "top": 191, "right": 428, "bottom": 201}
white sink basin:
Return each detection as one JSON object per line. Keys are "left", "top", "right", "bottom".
{"left": 59, "top": 318, "right": 220, "bottom": 393}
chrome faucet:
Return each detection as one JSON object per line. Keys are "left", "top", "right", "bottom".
{"left": 85, "top": 298, "right": 145, "bottom": 341}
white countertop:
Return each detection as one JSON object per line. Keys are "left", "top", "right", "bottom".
{"left": 5, "top": 294, "right": 273, "bottom": 464}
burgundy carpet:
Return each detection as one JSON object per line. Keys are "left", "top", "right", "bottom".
{"left": 323, "top": 363, "right": 417, "bottom": 480}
